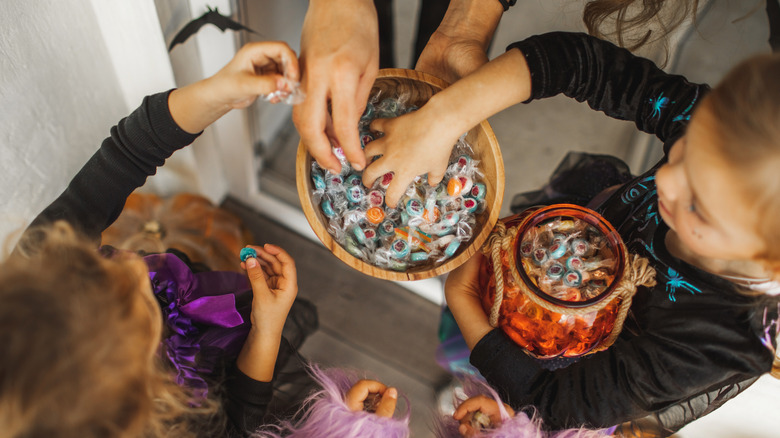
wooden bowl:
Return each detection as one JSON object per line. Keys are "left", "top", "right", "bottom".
{"left": 296, "top": 68, "right": 505, "bottom": 281}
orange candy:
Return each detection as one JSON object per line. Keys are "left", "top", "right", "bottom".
{"left": 447, "top": 177, "right": 464, "bottom": 196}
{"left": 423, "top": 206, "right": 440, "bottom": 223}
{"left": 366, "top": 207, "right": 385, "bottom": 224}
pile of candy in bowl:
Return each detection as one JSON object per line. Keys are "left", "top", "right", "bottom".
{"left": 309, "top": 95, "right": 488, "bottom": 272}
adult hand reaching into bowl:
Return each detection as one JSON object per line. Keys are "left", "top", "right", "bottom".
{"left": 293, "top": 0, "right": 379, "bottom": 175}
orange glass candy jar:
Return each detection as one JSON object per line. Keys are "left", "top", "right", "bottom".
{"left": 478, "top": 204, "right": 634, "bottom": 358}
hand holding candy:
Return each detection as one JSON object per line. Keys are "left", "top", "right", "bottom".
{"left": 362, "top": 105, "right": 461, "bottom": 208}
{"left": 240, "top": 244, "right": 298, "bottom": 337}
{"left": 345, "top": 379, "right": 398, "bottom": 418}
{"left": 453, "top": 395, "right": 515, "bottom": 437}
{"left": 210, "top": 41, "right": 300, "bottom": 109}
{"left": 169, "top": 41, "right": 300, "bottom": 134}
{"left": 237, "top": 244, "right": 298, "bottom": 382}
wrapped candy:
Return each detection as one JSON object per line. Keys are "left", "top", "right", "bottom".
{"left": 309, "top": 93, "right": 488, "bottom": 272}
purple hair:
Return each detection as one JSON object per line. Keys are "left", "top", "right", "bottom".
{"left": 433, "top": 378, "right": 611, "bottom": 438}
{"left": 253, "top": 365, "right": 410, "bottom": 438}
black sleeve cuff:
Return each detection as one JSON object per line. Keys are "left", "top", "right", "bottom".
{"left": 498, "top": 0, "right": 517, "bottom": 12}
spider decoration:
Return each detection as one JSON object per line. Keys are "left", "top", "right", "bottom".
{"left": 648, "top": 93, "right": 672, "bottom": 119}
{"left": 665, "top": 267, "right": 702, "bottom": 302}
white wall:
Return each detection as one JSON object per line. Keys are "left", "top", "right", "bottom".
{"left": 0, "top": 0, "right": 210, "bottom": 250}
{"left": 0, "top": 1, "right": 126, "bottom": 246}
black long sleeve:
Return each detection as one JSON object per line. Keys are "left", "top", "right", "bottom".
{"left": 26, "top": 91, "right": 199, "bottom": 242}
{"left": 509, "top": 32, "right": 708, "bottom": 148}
{"left": 223, "top": 364, "right": 274, "bottom": 437}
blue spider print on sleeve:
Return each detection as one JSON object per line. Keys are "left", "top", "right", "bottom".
{"left": 634, "top": 240, "right": 702, "bottom": 302}
{"left": 664, "top": 267, "right": 702, "bottom": 302}
{"left": 648, "top": 93, "right": 672, "bottom": 119}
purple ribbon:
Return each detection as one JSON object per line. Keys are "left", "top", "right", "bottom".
{"left": 144, "top": 253, "right": 251, "bottom": 399}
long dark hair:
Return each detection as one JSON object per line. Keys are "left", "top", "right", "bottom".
{"left": 583, "top": 0, "right": 701, "bottom": 52}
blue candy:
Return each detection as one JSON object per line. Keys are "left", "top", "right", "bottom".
{"left": 391, "top": 239, "right": 410, "bottom": 258}
{"left": 410, "top": 251, "right": 429, "bottom": 262}
{"left": 321, "top": 199, "right": 336, "bottom": 217}
{"left": 444, "top": 239, "right": 462, "bottom": 257}
{"left": 240, "top": 247, "right": 257, "bottom": 262}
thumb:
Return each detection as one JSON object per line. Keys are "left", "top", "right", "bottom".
{"left": 247, "top": 74, "right": 283, "bottom": 97}
{"left": 245, "top": 257, "right": 269, "bottom": 292}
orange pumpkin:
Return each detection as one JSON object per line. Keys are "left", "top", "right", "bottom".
{"left": 101, "top": 192, "right": 252, "bottom": 272}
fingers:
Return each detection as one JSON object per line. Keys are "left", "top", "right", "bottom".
{"left": 454, "top": 396, "right": 503, "bottom": 437}
{"left": 374, "top": 387, "right": 398, "bottom": 418}
{"left": 445, "top": 252, "right": 483, "bottom": 291}
{"left": 294, "top": 119, "right": 341, "bottom": 175}
{"left": 453, "top": 395, "right": 496, "bottom": 420}
{"left": 263, "top": 244, "right": 298, "bottom": 293}
{"left": 244, "top": 41, "right": 299, "bottom": 78}
{"left": 330, "top": 72, "right": 366, "bottom": 171}
{"left": 246, "top": 74, "right": 284, "bottom": 100}
{"left": 243, "top": 252, "right": 270, "bottom": 294}
{"left": 345, "top": 379, "right": 387, "bottom": 412}
{"left": 427, "top": 166, "right": 446, "bottom": 187}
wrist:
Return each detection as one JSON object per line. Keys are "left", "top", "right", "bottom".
{"left": 436, "top": 0, "right": 503, "bottom": 48}
{"left": 425, "top": 93, "right": 478, "bottom": 136}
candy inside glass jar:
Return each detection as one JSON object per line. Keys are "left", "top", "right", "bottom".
{"left": 310, "top": 93, "right": 488, "bottom": 273}
{"left": 479, "top": 205, "right": 627, "bottom": 358}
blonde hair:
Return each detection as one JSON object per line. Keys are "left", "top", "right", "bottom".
{"left": 0, "top": 222, "right": 220, "bottom": 437}
{"left": 705, "top": 53, "right": 780, "bottom": 278}
{"left": 583, "top": 0, "right": 701, "bottom": 53}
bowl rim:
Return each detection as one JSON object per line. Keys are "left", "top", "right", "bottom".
{"left": 513, "top": 204, "right": 628, "bottom": 308}
{"left": 295, "top": 68, "right": 505, "bottom": 281}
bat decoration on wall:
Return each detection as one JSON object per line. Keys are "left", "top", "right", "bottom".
{"left": 168, "top": 6, "right": 257, "bottom": 51}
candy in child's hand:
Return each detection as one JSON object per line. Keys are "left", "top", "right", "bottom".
{"left": 240, "top": 247, "right": 257, "bottom": 262}
{"left": 363, "top": 392, "right": 382, "bottom": 413}
{"left": 470, "top": 410, "right": 492, "bottom": 431}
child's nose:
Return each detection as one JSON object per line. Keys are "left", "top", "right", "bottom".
{"left": 656, "top": 164, "right": 680, "bottom": 203}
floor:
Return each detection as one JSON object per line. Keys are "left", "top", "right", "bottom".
{"left": 249, "top": 1, "right": 779, "bottom": 437}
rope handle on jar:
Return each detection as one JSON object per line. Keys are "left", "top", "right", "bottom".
{"left": 482, "top": 221, "right": 657, "bottom": 349}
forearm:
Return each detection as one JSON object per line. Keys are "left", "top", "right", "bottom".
{"left": 425, "top": 48, "right": 530, "bottom": 134}
{"left": 168, "top": 77, "right": 231, "bottom": 134}
{"left": 236, "top": 328, "right": 282, "bottom": 382}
